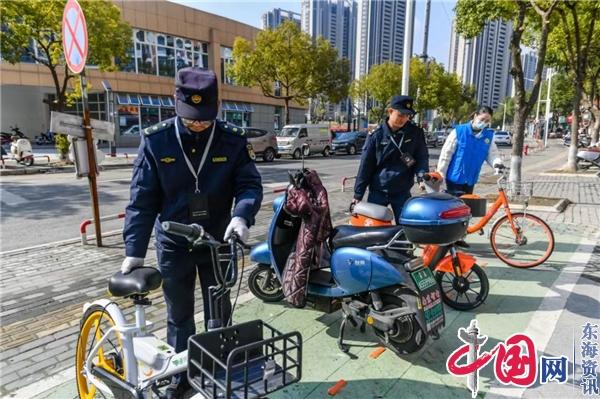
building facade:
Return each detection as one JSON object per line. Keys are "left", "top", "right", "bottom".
{"left": 448, "top": 19, "right": 512, "bottom": 110}
{"left": 261, "top": 8, "right": 301, "bottom": 30}
{"left": 0, "top": 0, "right": 305, "bottom": 146}
{"left": 301, "top": 0, "right": 356, "bottom": 69}
{"left": 354, "top": 0, "right": 407, "bottom": 80}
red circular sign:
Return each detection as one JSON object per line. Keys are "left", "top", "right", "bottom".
{"left": 62, "top": 0, "right": 88, "bottom": 74}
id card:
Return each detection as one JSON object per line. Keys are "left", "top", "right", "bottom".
{"left": 188, "top": 193, "right": 210, "bottom": 222}
{"left": 400, "top": 152, "right": 416, "bottom": 167}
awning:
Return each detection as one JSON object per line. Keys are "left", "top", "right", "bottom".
{"left": 222, "top": 101, "right": 254, "bottom": 112}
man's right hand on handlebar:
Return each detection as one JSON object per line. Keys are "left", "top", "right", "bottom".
{"left": 121, "top": 256, "right": 144, "bottom": 274}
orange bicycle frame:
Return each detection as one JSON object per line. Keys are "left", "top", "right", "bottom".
{"left": 466, "top": 189, "right": 519, "bottom": 235}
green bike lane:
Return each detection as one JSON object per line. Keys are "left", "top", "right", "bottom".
{"left": 27, "top": 223, "right": 598, "bottom": 399}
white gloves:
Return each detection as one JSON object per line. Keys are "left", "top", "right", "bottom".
{"left": 224, "top": 216, "right": 249, "bottom": 243}
{"left": 121, "top": 257, "right": 144, "bottom": 274}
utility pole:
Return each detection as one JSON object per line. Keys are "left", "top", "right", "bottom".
{"left": 502, "top": 101, "right": 507, "bottom": 131}
{"left": 401, "top": 0, "right": 415, "bottom": 95}
{"left": 543, "top": 68, "right": 553, "bottom": 148}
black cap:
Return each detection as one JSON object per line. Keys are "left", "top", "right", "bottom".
{"left": 390, "top": 95, "right": 416, "bottom": 116}
{"left": 175, "top": 67, "right": 219, "bottom": 121}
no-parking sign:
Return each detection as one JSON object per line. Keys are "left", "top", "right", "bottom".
{"left": 62, "top": 0, "right": 88, "bottom": 74}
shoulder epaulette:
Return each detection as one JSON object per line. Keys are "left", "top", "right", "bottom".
{"left": 143, "top": 119, "right": 174, "bottom": 136}
{"left": 217, "top": 120, "right": 246, "bottom": 137}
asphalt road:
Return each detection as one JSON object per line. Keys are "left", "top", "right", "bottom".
{"left": 0, "top": 150, "right": 442, "bottom": 251}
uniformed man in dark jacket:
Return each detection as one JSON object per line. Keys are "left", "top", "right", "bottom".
{"left": 353, "top": 95, "right": 429, "bottom": 223}
{"left": 121, "top": 67, "right": 263, "bottom": 398}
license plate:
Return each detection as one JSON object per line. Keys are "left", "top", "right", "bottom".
{"left": 410, "top": 267, "right": 445, "bottom": 332}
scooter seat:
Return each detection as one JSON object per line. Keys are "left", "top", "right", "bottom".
{"left": 329, "top": 225, "right": 404, "bottom": 250}
{"left": 108, "top": 267, "right": 162, "bottom": 298}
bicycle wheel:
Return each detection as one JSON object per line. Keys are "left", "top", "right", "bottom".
{"left": 490, "top": 212, "right": 555, "bottom": 268}
{"left": 76, "top": 305, "right": 125, "bottom": 398}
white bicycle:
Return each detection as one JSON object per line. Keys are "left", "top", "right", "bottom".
{"left": 75, "top": 222, "right": 302, "bottom": 399}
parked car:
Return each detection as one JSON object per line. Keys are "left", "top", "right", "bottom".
{"left": 424, "top": 131, "right": 438, "bottom": 148}
{"left": 493, "top": 131, "right": 512, "bottom": 146}
{"left": 331, "top": 131, "right": 367, "bottom": 155}
{"left": 276, "top": 124, "right": 331, "bottom": 159}
{"left": 245, "top": 128, "right": 278, "bottom": 162}
{"left": 434, "top": 130, "right": 447, "bottom": 146}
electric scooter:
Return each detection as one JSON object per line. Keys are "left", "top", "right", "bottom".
{"left": 249, "top": 170, "right": 468, "bottom": 355}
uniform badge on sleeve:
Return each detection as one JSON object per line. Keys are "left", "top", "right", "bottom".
{"left": 484, "top": 138, "right": 491, "bottom": 144}
{"left": 246, "top": 144, "right": 256, "bottom": 161}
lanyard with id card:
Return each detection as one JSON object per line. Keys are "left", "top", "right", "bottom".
{"left": 175, "top": 118, "right": 216, "bottom": 222}
{"left": 389, "top": 131, "right": 416, "bottom": 167}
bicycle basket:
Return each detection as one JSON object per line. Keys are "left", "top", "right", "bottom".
{"left": 188, "top": 319, "right": 302, "bottom": 399}
{"left": 501, "top": 181, "right": 534, "bottom": 202}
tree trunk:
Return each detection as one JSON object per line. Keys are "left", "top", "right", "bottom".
{"left": 510, "top": 109, "right": 527, "bottom": 183}
{"left": 565, "top": 83, "right": 583, "bottom": 172}
{"left": 284, "top": 98, "right": 290, "bottom": 125}
{"left": 508, "top": 3, "right": 528, "bottom": 184}
{"left": 590, "top": 107, "right": 600, "bottom": 145}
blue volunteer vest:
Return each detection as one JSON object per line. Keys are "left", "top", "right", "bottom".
{"left": 446, "top": 123, "right": 493, "bottom": 186}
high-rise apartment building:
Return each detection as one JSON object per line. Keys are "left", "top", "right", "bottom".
{"left": 301, "top": 0, "right": 356, "bottom": 68}
{"left": 261, "top": 8, "right": 301, "bottom": 30}
{"left": 448, "top": 19, "right": 512, "bottom": 109}
{"left": 354, "top": 0, "right": 408, "bottom": 79}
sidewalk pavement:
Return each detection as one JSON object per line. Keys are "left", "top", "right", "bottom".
{"left": 1, "top": 142, "right": 599, "bottom": 398}
{"left": 0, "top": 153, "right": 137, "bottom": 176}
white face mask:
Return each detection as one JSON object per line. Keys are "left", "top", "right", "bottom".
{"left": 474, "top": 120, "right": 489, "bottom": 131}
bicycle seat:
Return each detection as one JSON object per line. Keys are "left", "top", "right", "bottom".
{"left": 108, "top": 267, "right": 162, "bottom": 297}
{"left": 329, "top": 225, "right": 404, "bottom": 250}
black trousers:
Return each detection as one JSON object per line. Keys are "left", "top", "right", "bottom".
{"left": 446, "top": 181, "right": 475, "bottom": 197}
{"left": 157, "top": 245, "right": 232, "bottom": 354}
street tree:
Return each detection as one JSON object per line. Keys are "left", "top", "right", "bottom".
{"left": 229, "top": 20, "right": 350, "bottom": 125}
{"left": 350, "top": 59, "right": 472, "bottom": 125}
{"left": 455, "top": 0, "right": 558, "bottom": 183}
{"left": 0, "top": 0, "right": 131, "bottom": 158}
{"left": 583, "top": 42, "right": 600, "bottom": 145}
{"left": 545, "top": 0, "right": 600, "bottom": 171}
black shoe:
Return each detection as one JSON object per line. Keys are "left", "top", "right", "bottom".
{"left": 165, "top": 379, "right": 192, "bottom": 399}
{"left": 455, "top": 240, "right": 470, "bottom": 248}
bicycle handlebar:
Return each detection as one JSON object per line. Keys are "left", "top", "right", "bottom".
{"left": 162, "top": 221, "right": 204, "bottom": 242}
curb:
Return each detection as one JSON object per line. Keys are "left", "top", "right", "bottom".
{"left": 0, "top": 162, "right": 134, "bottom": 176}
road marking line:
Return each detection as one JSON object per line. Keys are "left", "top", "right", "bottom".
{"left": 0, "top": 188, "right": 28, "bottom": 206}
{"left": 485, "top": 231, "right": 600, "bottom": 399}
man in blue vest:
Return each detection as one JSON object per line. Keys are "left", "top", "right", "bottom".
{"left": 353, "top": 95, "right": 429, "bottom": 223}
{"left": 437, "top": 106, "right": 503, "bottom": 196}
{"left": 120, "top": 67, "right": 263, "bottom": 398}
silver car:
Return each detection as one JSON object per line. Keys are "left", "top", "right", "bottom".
{"left": 245, "top": 128, "right": 278, "bottom": 162}
{"left": 493, "top": 131, "right": 512, "bottom": 146}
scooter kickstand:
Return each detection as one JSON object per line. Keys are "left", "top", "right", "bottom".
{"left": 338, "top": 315, "right": 350, "bottom": 353}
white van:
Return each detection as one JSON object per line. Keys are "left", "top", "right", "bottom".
{"left": 276, "top": 124, "right": 332, "bottom": 159}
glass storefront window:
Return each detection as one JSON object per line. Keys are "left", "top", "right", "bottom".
{"left": 224, "top": 110, "right": 250, "bottom": 127}
{"left": 118, "top": 105, "right": 140, "bottom": 136}
{"left": 141, "top": 107, "right": 160, "bottom": 129}
{"left": 160, "top": 108, "right": 176, "bottom": 121}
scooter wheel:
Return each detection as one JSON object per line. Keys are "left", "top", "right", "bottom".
{"left": 373, "top": 291, "right": 427, "bottom": 355}
{"left": 248, "top": 264, "right": 284, "bottom": 302}
{"left": 435, "top": 264, "right": 489, "bottom": 310}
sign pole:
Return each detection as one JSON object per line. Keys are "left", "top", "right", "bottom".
{"left": 80, "top": 70, "right": 103, "bottom": 246}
